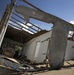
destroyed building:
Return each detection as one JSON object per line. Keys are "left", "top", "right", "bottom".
{"left": 0, "top": 1, "right": 74, "bottom": 74}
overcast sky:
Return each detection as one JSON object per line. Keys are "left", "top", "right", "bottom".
{"left": 0, "top": 0, "right": 74, "bottom": 30}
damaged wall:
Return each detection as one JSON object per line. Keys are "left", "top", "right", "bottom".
{"left": 1, "top": 38, "right": 23, "bottom": 57}
{"left": 22, "top": 31, "right": 74, "bottom": 63}
{"left": 15, "top": 5, "right": 74, "bottom": 68}
{"left": 22, "top": 31, "right": 52, "bottom": 63}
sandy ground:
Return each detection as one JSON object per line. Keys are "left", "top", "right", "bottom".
{"left": 22, "top": 67, "right": 74, "bottom": 75}
{"left": 0, "top": 60, "right": 74, "bottom": 75}
{"left": 22, "top": 60, "right": 74, "bottom": 75}
{"left": 34, "top": 60, "right": 74, "bottom": 75}
{"left": 35, "top": 67, "right": 74, "bottom": 75}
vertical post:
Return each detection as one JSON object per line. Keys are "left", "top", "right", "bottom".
{"left": 0, "top": 0, "right": 17, "bottom": 47}
{"left": 48, "top": 22, "right": 68, "bottom": 69}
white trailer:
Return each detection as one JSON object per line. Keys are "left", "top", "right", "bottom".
{"left": 22, "top": 31, "right": 74, "bottom": 64}
{"left": 22, "top": 31, "right": 52, "bottom": 63}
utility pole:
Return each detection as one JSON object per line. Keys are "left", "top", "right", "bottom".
{"left": 0, "top": 0, "right": 17, "bottom": 47}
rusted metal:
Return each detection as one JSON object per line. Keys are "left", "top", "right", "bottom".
{"left": 12, "top": 12, "right": 42, "bottom": 31}
{"left": 11, "top": 16, "right": 38, "bottom": 32}
{"left": 10, "top": 19, "right": 35, "bottom": 33}
{"left": 9, "top": 23, "right": 22, "bottom": 29}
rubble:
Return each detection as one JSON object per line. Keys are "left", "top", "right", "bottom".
{"left": 0, "top": 1, "right": 74, "bottom": 75}
{"left": 0, "top": 55, "right": 35, "bottom": 74}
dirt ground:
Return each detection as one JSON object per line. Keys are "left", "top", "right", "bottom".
{"left": 22, "top": 67, "right": 74, "bottom": 75}
{"left": 1, "top": 60, "right": 74, "bottom": 75}
{"left": 35, "top": 68, "right": 74, "bottom": 75}
{"left": 22, "top": 60, "right": 74, "bottom": 75}
{"left": 34, "top": 60, "right": 74, "bottom": 75}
